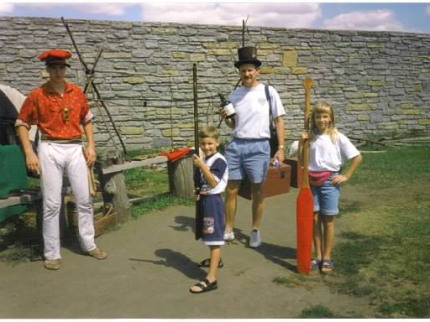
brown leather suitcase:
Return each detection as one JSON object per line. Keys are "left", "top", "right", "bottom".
{"left": 238, "top": 163, "right": 292, "bottom": 200}
{"left": 284, "top": 157, "right": 303, "bottom": 188}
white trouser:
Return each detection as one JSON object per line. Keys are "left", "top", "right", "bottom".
{"left": 39, "top": 142, "right": 96, "bottom": 260}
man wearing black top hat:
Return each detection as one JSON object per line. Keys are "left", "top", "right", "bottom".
{"left": 221, "top": 46, "right": 286, "bottom": 248}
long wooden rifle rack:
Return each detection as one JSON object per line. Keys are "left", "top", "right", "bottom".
{"left": 61, "top": 17, "right": 127, "bottom": 155}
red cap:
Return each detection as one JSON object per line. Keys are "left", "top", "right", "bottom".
{"left": 38, "top": 49, "right": 72, "bottom": 67}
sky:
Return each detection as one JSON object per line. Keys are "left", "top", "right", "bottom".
{"left": 0, "top": 1, "right": 429, "bottom": 34}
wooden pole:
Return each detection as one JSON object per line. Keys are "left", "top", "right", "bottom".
{"left": 193, "top": 64, "right": 203, "bottom": 240}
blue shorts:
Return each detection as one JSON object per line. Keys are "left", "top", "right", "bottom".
{"left": 225, "top": 139, "right": 270, "bottom": 183}
{"left": 311, "top": 179, "right": 340, "bottom": 216}
{"left": 197, "top": 194, "right": 225, "bottom": 246}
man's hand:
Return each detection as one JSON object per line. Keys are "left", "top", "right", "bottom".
{"left": 274, "top": 148, "right": 285, "bottom": 164}
{"left": 26, "top": 150, "right": 40, "bottom": 175}
{"left": 84, "top": 146, "right": 96, "bottom": 167}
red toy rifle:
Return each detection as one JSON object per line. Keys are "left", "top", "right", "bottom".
{"left": 296, "top": 77, "right": 314, "bottom": 274}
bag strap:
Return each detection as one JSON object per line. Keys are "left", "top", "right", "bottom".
{"left": 265, "top": 84, "right": 275, "bottom": 129}
{"left": 264, "top": 84, "right": 272, "bottom": 118}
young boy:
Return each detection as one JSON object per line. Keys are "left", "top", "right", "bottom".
{"left": 189, "top": 126, "right": 228, "bottom": 293}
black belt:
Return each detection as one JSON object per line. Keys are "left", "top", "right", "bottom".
{"left": 41, "top": 137, "right": 82, "bottom": 144}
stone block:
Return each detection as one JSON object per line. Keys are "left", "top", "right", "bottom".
{"left": 162, "top": 69, "right": 180, "bottom": 75}
{"left": 259, "top": 43, "right": 279, "bottom": 50}
{"left": 208, "top": 49, "right": 232, "bottom": 56}
{"left": 202, "top": 42, "right": 236, "bottom": 49}
{"left": 418, "top": 118, "right": 430, "bottom": 125}
{"left": 172, "top": 52, "right": 188, "bottom": 59}
{"left": 161, "top": 128, "right": 181, "bottom": 137}
{"left": 190, "top": 54, "right": 205, "bottom": 62}
{"left": 368, "top": 80, "right": 385, "bottom": 86}
{"left": 414, "top": 85, "right": 422, "bottom": 92}
{"left": 282, "top": 50, "right": 298, "bottom": 67}
{"left": 151, "top": 27, "right": 178, "bottom": 35}
{"left": 346, "top": 103, "right": 376, "bottom": 111}
{"left": 400, "top": 103, "right": 415, "bottom": 109}
{"left": 402, "top": 109, "right": 421, "bottom": 115}
{"left": 330, "top": 83, "right": 345, "bottom": 88}
{"left": 122, "top": 76, "right": 145, "bottom": 84}
{"left": 367, "top": 42, "right": 385, "bottom": 48}
{"left": 378, "top": 122, "right": 399, "bottom": 130}
{"left": 259, "top": 67, "right": 274, "bottom": 74}
{"left": 291, "top": 67, "right": 307, "bottom": 75}
{"left": 121, "top": 127, "right": 144, "bottom": 135}
{"left": 358, "top": 114, "right": 370, "bottom": 121}
{"left": 363, "top": 92, "right": 379, "bottom": 98}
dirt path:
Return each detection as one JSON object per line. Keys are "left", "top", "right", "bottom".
{"left": 0, "top": 187, "right": 377, "bottom": 318}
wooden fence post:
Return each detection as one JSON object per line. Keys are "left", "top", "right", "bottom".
{"left": 167, "top": 155, "right": 195, "bottom": 200}
{"left": 96, "top": 149, "right": 131, "bottom": 223}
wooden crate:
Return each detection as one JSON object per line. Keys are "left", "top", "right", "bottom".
{"left": 93, "top": 206, "right": 117, "bottom": 237}
{"left": 284, "top": 158, "right": 303, "bottom": 188}
{"left": 66, "top": 202, "right": 117, "bottom": 237}
{"left": 238, "top": 163, "right": 292, "bottom": 200}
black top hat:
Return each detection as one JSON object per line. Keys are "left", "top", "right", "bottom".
{"left": 234, "top": 46, "right": 262, "bottom": 68}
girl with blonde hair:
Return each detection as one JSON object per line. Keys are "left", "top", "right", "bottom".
{"left": 302, "top": 100, "right": 362, "bottom": 273}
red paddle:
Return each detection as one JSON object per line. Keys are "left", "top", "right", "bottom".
{"left": 296, "top": 77, "right": 314, "bottom": 274}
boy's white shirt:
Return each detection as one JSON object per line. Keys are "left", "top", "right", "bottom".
{"left": 309, "top": 133, "right": 360, "bottom": 172}
{"left": 200, "top": 152, "right": 228, "bottom": 195}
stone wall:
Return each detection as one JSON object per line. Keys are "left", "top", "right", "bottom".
{"left": 1, "top": 16, "right": 429, "bottom": 152}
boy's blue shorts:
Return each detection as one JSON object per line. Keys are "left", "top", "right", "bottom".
{"left": 225, "top": 139, "right": 270, "bottom": 183}
{"left": 198, "top": 194, "right": 225, "bottom": 246}
{"left": 311, "top": 179, "right": 340, "bottom": 216}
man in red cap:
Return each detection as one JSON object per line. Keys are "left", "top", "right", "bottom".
{"left": 15, "top": 49, "right": 107, "bottom": 270}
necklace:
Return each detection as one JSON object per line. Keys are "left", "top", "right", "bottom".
{"left": 49, "top": 81, "right": 70, "bottom": 124}
{"left": 62, "top": 107, "right": 70, "bottom": 124}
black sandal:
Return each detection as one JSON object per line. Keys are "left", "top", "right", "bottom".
{"left": 189, "top": 278, "right": 218, "bottom": 294}
{"left": 198, "top": 258, "right": 224, "bottom": 268}
{"left": 321, "top": 259, "right": 334, "bottom": 274}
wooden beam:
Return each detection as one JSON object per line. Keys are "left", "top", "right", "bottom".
{"left": 102, "top": 156, "right": 168, "bottom": 175}
{"left": 0, "top": 192, "right": 42, "bottom": 209}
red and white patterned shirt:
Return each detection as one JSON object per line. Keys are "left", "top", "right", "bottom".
{"left": 16, "top": 81, "right": 93, "bottom": 140}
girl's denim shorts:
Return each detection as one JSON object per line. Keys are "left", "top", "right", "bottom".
{"left": 311, "top": 177, "right": 340, "bottom": 216}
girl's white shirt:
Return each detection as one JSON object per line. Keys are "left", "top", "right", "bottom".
{"left": 309, "top": 133, "right": 360, "bottom": 172}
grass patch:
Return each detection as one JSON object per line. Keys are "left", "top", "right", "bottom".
{"left": 123, "top": 165, "right": 194, "bottom": 219}
{"left": 0, "top": 210, "right": 42, "bottom": 263}
{"left": 330, "top": 146, "right": 430, "bottom": 318}
{"left": 124, "top": 167, "right": 169, "bottom": 197}
{"left": 272, "top": 275, "right": 310, "bottom": 288}
{"left": 299, "top": 305, "right": 336, "bottom": 318}
{"left": 351, "top": 146, "right": 430, "bottom": 189}
{"left": 131, "top": 194, "right": 194, "bottom": 219}
{"left": 0, "top": 244, "right": 33, "bottom": 264}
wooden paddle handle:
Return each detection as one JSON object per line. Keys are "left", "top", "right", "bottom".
{"left": 88, "top": 166, "right": 97, "bottom": 197}
{"left": 302, "top": 77, "right": 314, "bottom": 186}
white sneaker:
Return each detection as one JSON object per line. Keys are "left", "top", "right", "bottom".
{"left": 224, "top": 231, "right": 235, "bottom": 241}
{"left": 249, "top": 229, "right": 262, "bottom": 248}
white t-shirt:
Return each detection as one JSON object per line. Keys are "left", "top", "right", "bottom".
{"left": 200, "top": 152, "right": 228, "bottom": 195}
{"left": 229, "top": 83, "right": 285, "bottom": 139}
{"left": 309, "top": 133, "right": 360, "bottom": 172}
